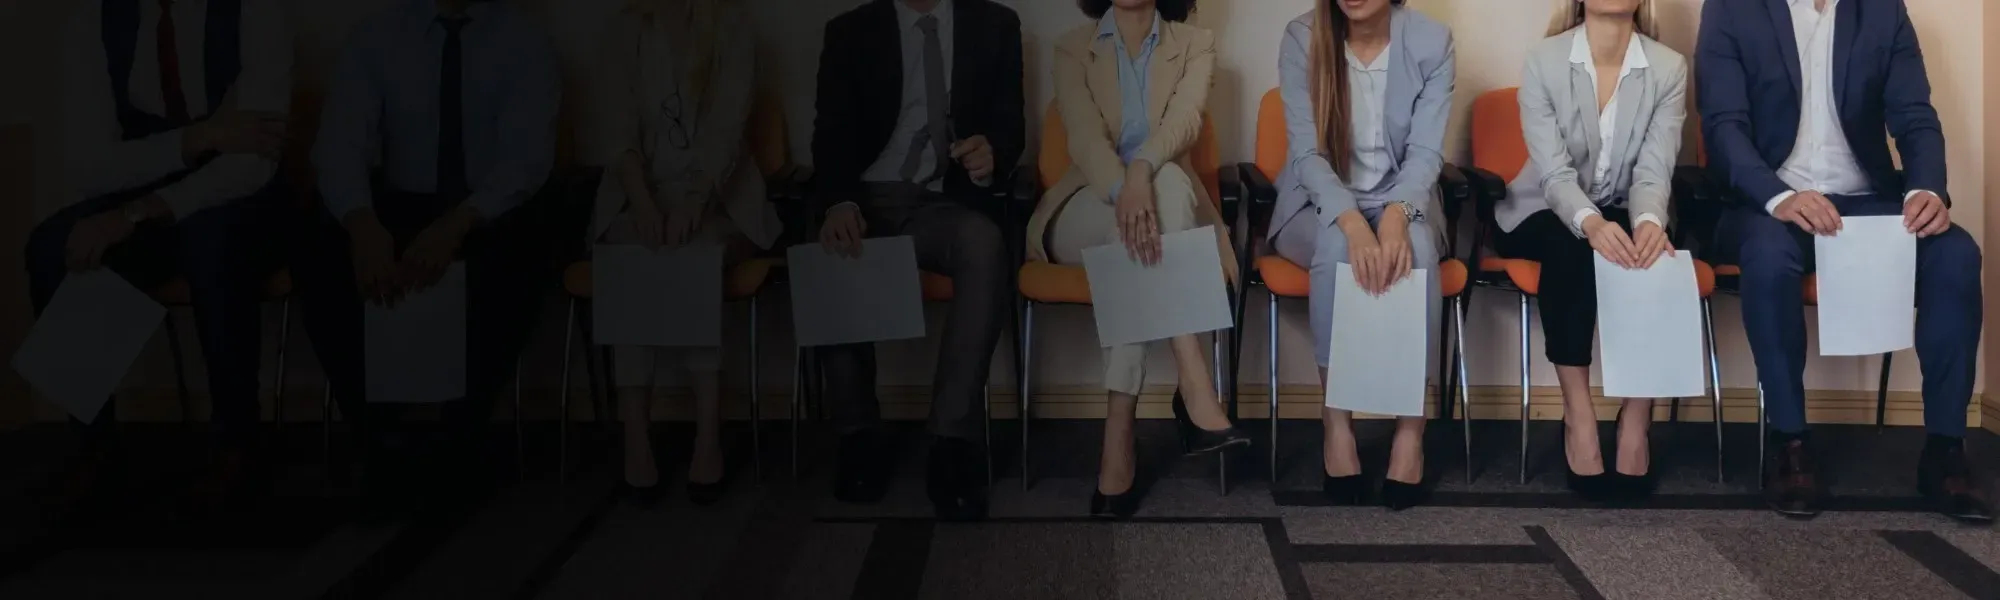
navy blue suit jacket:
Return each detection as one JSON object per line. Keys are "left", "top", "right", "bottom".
{"left": 1695, "top": 0, "right": 1947, "bottom": 208}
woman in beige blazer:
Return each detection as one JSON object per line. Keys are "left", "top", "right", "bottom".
{"left": 1031, "top": 0, "right": 1246, "bottom": 519}
{"left": 586, "top": 0, "right": 780, "bottom": 506}
{"left": 1500, "top": 0, "right": 1684, "bottom": 502}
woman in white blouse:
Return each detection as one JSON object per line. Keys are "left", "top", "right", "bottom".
{"left": 586, "top": 0, "right": 780, "bottom": 506}
{"left": 1496, "top": 0, "right": 1684, "bottom": 502}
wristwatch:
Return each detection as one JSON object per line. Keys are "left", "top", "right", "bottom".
{"left": 1390, "top": 200, "right": 1425, "bottom": 223}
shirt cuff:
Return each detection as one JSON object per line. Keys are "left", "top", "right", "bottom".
{"left": 155, "top": 187, "right": 207, "bottom": 221}
{"left": 1634, "top": 213, "right": 1663, "bottom": 229}
{"left": 1904, "top": 189, "right": 1936, "bottom": 203}
{"left": 1763, "top": 191, "right": 1795, "bottom": 216}
{"left": 1569, "top": 207, "right": 1599, "bottom": 231}
{"left": 827, "top": 201, "right": 860, "bottom": 215}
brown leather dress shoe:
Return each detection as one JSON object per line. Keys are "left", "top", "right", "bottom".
{"left": 1764, "top": 439, "right": 1822, "bottom": 518}
{"left": 1918, "top": 442, "right": 1995, "bottom": 524}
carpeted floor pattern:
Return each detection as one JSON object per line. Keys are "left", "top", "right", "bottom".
{"left": 2, "top": 421, "right": 1997, "bottom": 599}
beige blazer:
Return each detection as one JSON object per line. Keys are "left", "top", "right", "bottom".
{"left": 1028, "top": 20, "right": 1235, "bottom": 277}
{"left": 584, "top": 7, "right": 780, "bottom": 249}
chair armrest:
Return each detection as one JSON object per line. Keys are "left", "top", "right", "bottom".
{"left": 1437, "top": 163, "right": 1471, "bottom": 231}
{"left": 1217, "top": 164, "right": 1244, "bottom": 226}
{"left": 1671, "top": 165, "right": 1723, "bottom": 256}
{"left": 1460, "top": 166, "right": 1506, "bottom": 225}
{"left": 1011, "top": 164, "right": 1039, "bottom": 209}
{"left": 773, "top": 164, "right": 818, "bottom": 247}
{"left": 1238, "top": 163, "right": 1277, "bottom": 240}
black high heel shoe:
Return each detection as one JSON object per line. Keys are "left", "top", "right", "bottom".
{"left": 1090, "top": 470, "right": 1150, "bottom": 520}
{"left": 1173, "top": 392, "right": 1251, "bottom": 456}
{"left": 622, "top": 480, "right": 663, "bottom": 508}
{"left": 1566, "top": 469, "right": 1612, "bottom": 502}
{"left": 1322, "top": 474, "right": 1367, "bottom": 505}
{"left": 685, "top": 475, "right": 729, "bottom": 506}
{"left": 1380, "top": 478, "right": 1429, "bottom": 511}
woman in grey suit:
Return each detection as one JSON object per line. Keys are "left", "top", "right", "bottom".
{"left": 1269, "top": 0, "right": 1454, "bottom": 510}
{"left": 1496, "top": 0, "right": 1683, "bottom": 501}
{"left": 586, "top": 0, "right": 781, "bottom": 506}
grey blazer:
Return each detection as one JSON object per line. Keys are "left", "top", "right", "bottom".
{"left": 1498, "top": 28, "right": 1687, "bottom": 236}
{"left": 1269, "top": 7, "right": 1455, "bottom": 240}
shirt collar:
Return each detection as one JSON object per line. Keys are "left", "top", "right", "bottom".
{"left": 1789, "top": 0, "right": 1837, "bottom": 7}
{"left": 895, "top": 0, "right": 953, "bottom": 32}
{"left": 1095, "top": 11, "right": 1161, "bottom": 45}
{"left": 1568, "top": 25, "right": 1650, "bottom": 77}
{"left": 413, "top": 0, "right": 496, "bottom": 36}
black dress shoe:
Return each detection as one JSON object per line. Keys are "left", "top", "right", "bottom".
{"left": 1566, "top": 469, "right": 1613, "bottom": 503}
{"left": 927, "top": 436, "right": 988, "bottom": 521}
{"left": 1381, "top": 478, "right": 1429, "bottom": 511}
{"left": 1321, "top": 474, "right": 1367, "bottom": 505}
{"left": 622, "top": 481, "right": 664, "bottom": 508}
{"left": 1764, "top": 438, "right": 1823, "bottom": 518}
{"left": 1089, "top": 477, "right": 1147, "bottom": 520}
{"left": 833, "top": 430, "right": 895, "bottom": 504}
{"left": 1172, "top": 394, "right": 1251, "bottom": 455}
{"left": 1610, "top": 472, "right": 1656, "bottom": 504}
{"left": 1918, "top": 439, "right": 1995, "bottom": 524}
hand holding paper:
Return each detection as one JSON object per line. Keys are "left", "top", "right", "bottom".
{"left": 593, "top": 244, "right": 724, "bottom": 347}
{"left": 365, "top": 263, "right": 468, "bottom": 403}
{"left": 1815, "top": 215, "right": 1916, "bottom": 356}
{"left": 13, "top": 271, "right": 166, "bottom": 422}
{"left": 787, "top": 236, "right": 925, "bottom": 347}
{"left": 1081, "top": 226, "right": 1233, "bottom": 347}
{"left": 1593, "top": 252, "right": 1705, "bottom": 398}
{"left": 1325, "top": 265, "right": 1428, "bottom": 417}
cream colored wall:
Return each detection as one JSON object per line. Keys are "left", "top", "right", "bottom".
{"left": 1985, "top": 0, "right": 2000, "bottom": 430}
{"left": 4, "top": 0, "right": 1990, "bottom": 422}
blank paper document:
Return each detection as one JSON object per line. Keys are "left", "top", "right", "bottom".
{"left": 12, "top": 270, "right": 167, "bottom": 422}
{"left": 365, "top": 264, "right": 467, "bottom": 404}
{"left": 1080, "top": 226, "right": 1234, "bottom": 347}
{"left": 787, "top": 237, "right": 926, "bottom": 347}
{"left": 1815, "top": 216, "right": 1916, "bottom": 356}
{"left": 1325, "top": 265, "right": 1428, "bottom": 417}
{"left": 592, "top": 243, "right": 724, "bottom": 347}
{"left": 1593, "top": 252, "right": 1706, "bottom": 398}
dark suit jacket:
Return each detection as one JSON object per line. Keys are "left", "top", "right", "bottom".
{"left": 1695, "top": 0, "right": 1947, "bottom": 207}
{"left": 810, "top": 0, "right": 1026, "bottom": 212}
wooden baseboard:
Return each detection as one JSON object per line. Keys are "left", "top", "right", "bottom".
{"left": 35, "top": 384, "right": 1981, "bottom": 429}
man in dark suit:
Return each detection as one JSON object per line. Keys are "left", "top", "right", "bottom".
{"left": 1698, "top": 0, "right": 1985, "bottom": 521}
{"left": 810, "top": 0, "right": 1024, "bottom": 520}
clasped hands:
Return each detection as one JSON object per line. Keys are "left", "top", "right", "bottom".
{"left": 1584, "top": 215, "right": 1672, "bottom": 270}
{"left": 65, "top": 110, "right": 289, "bottom": 272}
{"left": 819, "top": 135, "right": 995, "bottom": 258}
{"left": 347, "top": 206, "right": 478, "bottom": 307}
{"left": 1773, "top": 189, "right": 1949, "bottom": 238}
{"left": 1338, "top": 209, "right": 1414, "bottom": 296}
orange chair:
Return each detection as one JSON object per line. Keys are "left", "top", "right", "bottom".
{"left": 149, "top": 271, "right": 298, "bottom": 427}
{"left": 1016, "top": 102, "right": 1243, "bottom": 493}
{"left": 1461, "top": 88, "right": 1723, "bottom": 484}
{"left": 1238, "top": 88, "right": 1476, "bottom": 483}
{"left": 1669, "top": 126, "right": 1897, "bottom": 477}
{"left": 552, "top": 101, "right": 797, "bottom": 482}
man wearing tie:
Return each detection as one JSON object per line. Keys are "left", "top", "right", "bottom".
{"left": 302, "top": 0, "right": 558, "bottom": 517}
{"left": 810, "top": 0, "right": 1024, "bottom": 520}
{"left": 30, "top": 0, "right": 293, "bottom": 509}
{"left": 1697, "top": 0, "right": 1985, "bottom": 521}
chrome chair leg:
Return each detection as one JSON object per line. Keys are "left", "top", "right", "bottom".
{"left": 558, "top": 300, "right": 577, "bottom": 482}
{"left": 1453, "top": 295, "right": 1473, "bottom": 484}
{"left": 1703, "top": 298, "right": 1724, "bottom": 483}
{"left": 1517, "top": 293, "right": 1531, "bottom": 484}
{"left": 1268, "top": 291, "right": 1280, "bottom": 482}
{"left": 275, "top": 299, "right": 291, "bottom": 428}
{"left": 1756, "top": 382, "right": 1766, "bottom": 490}
{"left": 791, "top": 345, "right": 804, "bottom": 479}
{"left": 1020, "top": 302, "right": 1035, "bottom": 491}
{"left": 1214, "top": 329, "right": 1228, "bottom": 496}
{"left": 1875, "top": 353, "right": 1893, "bottom": 431}
{"left": 983, "top": 385, "right": 993, "bottom": 487}
{"left": 749, "top": 295, "right": 763, "bottom": 481}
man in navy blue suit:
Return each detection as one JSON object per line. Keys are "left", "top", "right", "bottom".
{"left": 1698, "top": 0, "right": 1985, "bottom": 521}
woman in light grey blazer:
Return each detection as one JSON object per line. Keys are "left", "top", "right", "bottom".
{"left": 1270, "top": 0, "right": 1453, "bottom": 510}
{"left": 586, "top": 0, "right": 780, "bottom": 506}
{"left": 1497, "top": 0, "right": 1684, "bottom": 501}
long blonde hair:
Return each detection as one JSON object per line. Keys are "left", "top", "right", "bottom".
{"left": 1308, "top": 1, "right": 1401, "bottom": 181}
{"left": 627, "top": 0, "right": 725, "bottom": 95}
{"left": 1545, "top": 0, "right": 1656, "bottom": 38}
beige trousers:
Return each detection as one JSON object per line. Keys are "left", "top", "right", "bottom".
{"left": 599, "top": 210, "right": 754, "bottom": 389}
{"left": 1045, "top": 163, "right": 1201, "bottom": 396}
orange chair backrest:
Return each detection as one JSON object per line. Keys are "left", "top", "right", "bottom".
{"left": 748, "top": 94, "right": 789, "bottom": 177}
{"left": 1252, "top": 88, "right": 1287, "bottom": 182}
{"left": 1689, "top": 112, "right": 1707, "bottom": 168}
{"left": 1039, "top": 102, "right": 1222, "bottom": 206}
{"left": 1470, "top": 88, "right": 1530, "bottom": 185}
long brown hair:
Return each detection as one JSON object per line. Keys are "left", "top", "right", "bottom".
{"left": 1309, "top": 0, "right": 1401, "bottom": 180}
{"left": 1545, "top": 0, "right": 1656, "bottom": 38}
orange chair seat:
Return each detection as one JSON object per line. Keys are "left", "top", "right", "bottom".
{"left": 1255, "top": 256, "right": 1467, "bottom": 298}
{"left": 1480, "top": 256, "right": 1716, "bottom": 298}
{"left": 921, "top": 271, "right": 955, "bottom": 302}
{"left": 564, "top": 257, "right": 782, "bottom": 300}
{"left": 152, "top": 269, "right": 293, "bottom": 305}
{"left": 1017, "top": 262, "right": 1093, "bottom": 304}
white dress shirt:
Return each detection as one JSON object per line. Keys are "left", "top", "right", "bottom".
{"left": 1568, "top": 27, "right": 1660, "bottom": 231}
{"left": 1765, "top": 0, "right": 1929, "bottom": 214}
{"left": 60, "top": 0, "right": 293, "bottom": 221}
{"left": 859, "top": 0, "right": 955, "bottom": 192}
{"left": 1344, "top": 46, "right": 1395, "bottom": 204}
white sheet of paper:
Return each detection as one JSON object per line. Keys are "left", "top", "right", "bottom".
{"left": 592, "top": 244, "right": 723, "bottom": 347}
{"left": 787, "top": 237, "right": 926, "bottom": 347}
{"left": 1080, "top": 226, "right": 1234, "bottom": 347}
{"left": 1325, "top": 265, "right": 1428, "bottom": 416}
{"left": 1593, "top": 252, "right": 1706, "bottom": 398}
{"left": 1815, "top": 216, "right": 1916, "bottom": 356}
{"left": 365, "top": 263, "right": 467, "bottom": 404}
{"left": 12, "top": 271, "right": 166, "bottom": 422}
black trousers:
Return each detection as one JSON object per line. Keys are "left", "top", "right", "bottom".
{"left": 1499, "top": 208, "right": 1631, "bottom": 367}
{"left": 25, "top": 189, "right": 291, "bottom": 444}
{"left": 295, "top": 189, "right": 543, "bottom": 454}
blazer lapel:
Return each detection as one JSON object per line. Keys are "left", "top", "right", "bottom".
{"left": 872, "top": 3, "right": 903, "bottom": 124}
{"left": 1609, "top": 66, "right": 1648, "bottom": 180}
{"left": 1087, "top": 33, "right": 1121, "bottom": 136}
{"left": 1382, "top": 9, "right": 1413, "bottom": 158}
{"left": 1830, "top": 0, "right": 1860, "bottom": 116}
{"left": 1145, "top": 26, "right": 1182, "bottom": 131}
{"left": 1766, "top": 0, "right": 1803, "bottom": 94}
{"left": 1570, "top": 64, "right": 1602, "bottom": 166}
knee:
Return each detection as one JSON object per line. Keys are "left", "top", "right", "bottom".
{"left": 1735, "top": 219, "right": 1803, "bottom": 272}
{"left": 1923, "top": 225, "right": 1982, "bottom": 285}
{"left": 1151, "top": 164, "right": 1199, "bottom": 224}
{"left": 951, "top": 212, "right": 1008, "bottom": 269}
